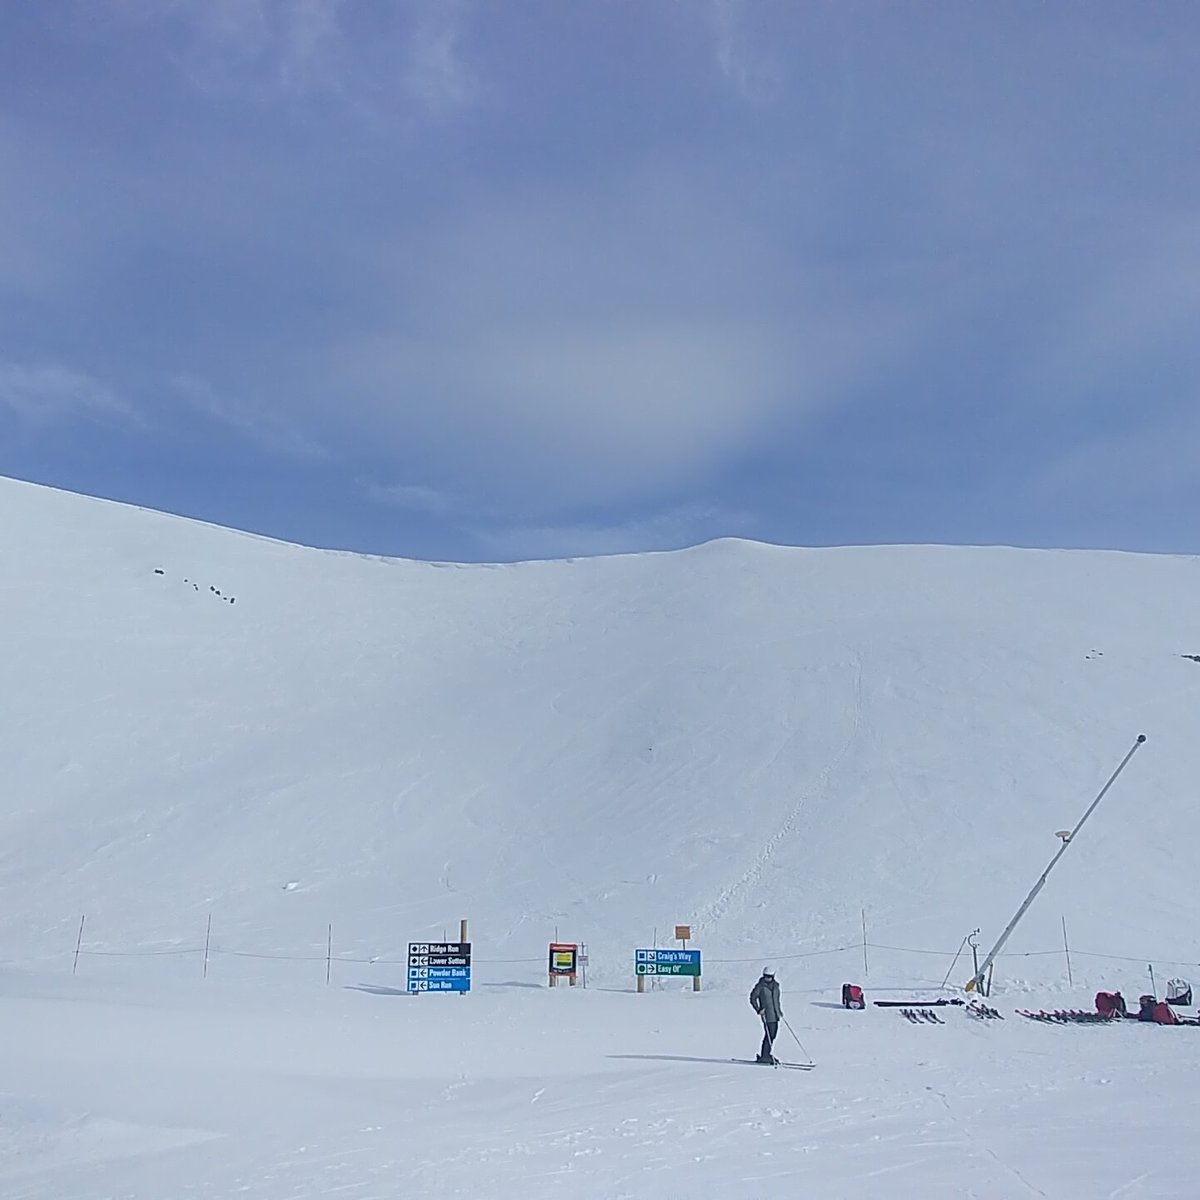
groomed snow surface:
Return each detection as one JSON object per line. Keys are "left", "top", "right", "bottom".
{"left": 2, "top": 475, "right": 1199, "bottom": 1198}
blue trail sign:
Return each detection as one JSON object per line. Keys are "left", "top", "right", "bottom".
{"left": 635, "top": 948, "right": 701, "bottom": 977}
{"left": 408, "top": 941, "right": 472, "bottom": 993}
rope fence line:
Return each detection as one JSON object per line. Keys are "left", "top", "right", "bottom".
{"left": 705, "top": 944, "right": 859, "bottom": 963}
{"left": 44, "top": 932, "right": 1200, "bottom": 974}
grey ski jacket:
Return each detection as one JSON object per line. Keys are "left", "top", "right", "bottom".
{"left": 750, "top": 975, "right": 782, "bottom": 1022}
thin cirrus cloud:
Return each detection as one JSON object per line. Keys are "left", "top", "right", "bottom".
{"left": 99, "top": 0, "right": 473, "bottom": 114}
{"left": 0, "top": 363, "right": 132, "bottom": 427}
{"left": 707, "top": 0, "right": 783, "bottom": 104}
{"left": 171, "top": 376, "right": 326, "bottom": 461}
{"left": 103, "top": 0, "right": 345, "bottom": 92}
{"left": 402, "top": 3, "right": 475, "bottom": 112}
{"left": 362, "top": 481, "right": 454, "bottom": 517}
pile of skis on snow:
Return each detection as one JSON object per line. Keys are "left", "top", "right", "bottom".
{"left": 1016, "top": 1008, "right": 1115, "bottom": 1024}
{"left": 1017, "top": 981, "right": 1197, "bottom": 1026}
{"left": 867, "top": 996, "right": 1003, "bottom": 1022}
{"left": 839, "top": 978, "right": 1196, "bottom": 1026}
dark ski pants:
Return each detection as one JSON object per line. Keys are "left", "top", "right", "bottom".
{"left": 759, "top": 1019, "right": 779, "bottom": 1061}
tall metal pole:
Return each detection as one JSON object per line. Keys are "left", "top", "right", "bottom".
{"left": 966, "top": 734, "right": 1146, "bottom": 993}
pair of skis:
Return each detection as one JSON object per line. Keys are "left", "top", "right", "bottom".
{"left": 967, "top": 1001, "right": 1004, "bottom": 1020}
{"left": 1016, "top": 1008, "right": 1115, "bottom": 1024}
{"left": 901, "top": 1007, "right": 944, "bottom": 1024}
{"left": 730, "top": 1057, "right": 815, "bottom": 1071}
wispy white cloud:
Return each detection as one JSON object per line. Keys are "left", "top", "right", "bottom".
{"left": 276, "top": 0, "right": 347, "bottom": 95}
{"left": 98, "top": 0, "right": 473, "bottom": 115}
{"left": 402, "top": 1, "right": 475, "bottom": 112}
{"left": 171, "top": 375, "right": 326, "bottom": 460}
{"left": 117, "top": 0, "right": 345, "bottom": 97}
{"left": 107, "top": 0, "right": 272, "bottom": 58}
{"left": 362, "top": 481, "right": 454, "bottom": 515}
{"left": 0, "top": 363, "right": 132, "bottom": 426}
{"left": 707, "top": 0, "right": 783, "bottom": 103}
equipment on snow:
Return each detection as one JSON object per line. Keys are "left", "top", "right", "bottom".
{"left": 729, "top": 1058, "right": 815, "bottom": 1071}
{"left": 1095, "top": 991, "right": 1127, "bottom": 1018}
{"left": 1138, "top": 995, "right": 1180, "bottom": 1024}
{"left": 781, "top": 1015, "right": 816, "bottom": 1067}
{"left": 1021, "top": 1005, "right": 1197, "bottom": 1026}
{"left": 900, "top": 1007, "right": 944, "bottom": 1023}
{"left": 1018, "top": 1008, "right": 1116, "bottom": 1023}
{"left": 1167, "top": 978, "right": 1192, "bottom": 1006}
{"left": 966, "top": 1000, "right": 1003, "bottom": 1019}
{"left": 842, "top": 982, "right": 865, "bottom": 1009}
{"left": 873, "top": 998, "right": 962, "bottom": 1008}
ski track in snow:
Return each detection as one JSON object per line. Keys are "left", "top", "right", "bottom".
{"left": 694, "top": 653, "right": 864, "bottom": 937}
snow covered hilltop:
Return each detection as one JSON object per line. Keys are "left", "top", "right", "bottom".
{"left": 2, "top": 473, "right": 1197, "bottom": 988}
{"left": 7, "top": 473, "right": 1200, "bottom": 1199}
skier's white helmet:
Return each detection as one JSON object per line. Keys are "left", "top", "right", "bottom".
{"left": 762, "top": 965, "right": 775, "bottom": 977}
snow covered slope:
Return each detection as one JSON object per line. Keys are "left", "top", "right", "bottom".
{"left": 2, "top": 474, "right": 1198, "bottom": 991}
{"left": 6, "top": 474, "right": 1200, "bottom": 1200}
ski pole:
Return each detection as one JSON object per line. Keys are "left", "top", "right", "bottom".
{"left": 782, "top": 1016, "right": 814, "bottom": 1065}
{"left": 940, "top": 930, "right": 971, "bottom": 990}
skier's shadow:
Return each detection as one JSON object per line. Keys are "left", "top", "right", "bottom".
{"left": 608, "top": 1054, "right": 743, "bottom": 1067}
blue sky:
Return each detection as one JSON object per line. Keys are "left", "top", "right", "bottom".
{"left": 2, "top": 2, "right": 1198, "bottom": 561}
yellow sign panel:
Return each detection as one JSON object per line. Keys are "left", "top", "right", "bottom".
{"left": 674, "top": 925, "right": 691, "bottom": 941}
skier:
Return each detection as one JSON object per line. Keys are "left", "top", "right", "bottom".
{"left": 749, "top": 966, "right": 782, "bottom": 1064}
